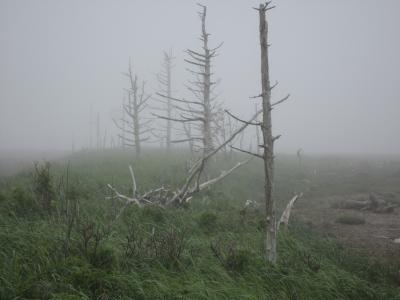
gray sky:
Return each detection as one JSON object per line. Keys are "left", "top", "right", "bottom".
{"left": 0, "top": 0, "right": 399, "bottom": 155}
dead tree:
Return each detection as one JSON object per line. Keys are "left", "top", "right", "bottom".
{"left": 156, "top": 50, "right": 175, "bottom": 153}
{"left": 107, "top": 109, "right": 262, "bottom": 211}
{"left": 183, "top": 123, "right": 195, "bottom": 155}
{"left": 96, "top": 113, "right": 100, "bottom": 151}
{"left": 214, "top": 108, "right": 229, "bottom": 159}
{"left": 113, "top": 61, "right": 152, "bottom": 158}
{"left": 297, "top": 148, "right": 303, "bottom": 169}
{"left": 227, "top": 2, "right": 291, "bottom": 264}
{"left": 154, "top": 4, "right": 223, "bottom": 164}
{"left": 255, "top": 104, "right": 261, "bottom": 155}
{"left": 257, "top": 2, "right": 290, "bottom": 264}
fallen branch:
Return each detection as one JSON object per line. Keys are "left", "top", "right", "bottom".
{"left": 278, "top": 193, "right": 303, "bottom": 230}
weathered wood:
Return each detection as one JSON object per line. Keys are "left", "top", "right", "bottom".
{"left": 108, "top": 110, "right": 262, "bottom": 209}
{"left": 154, "top": 5, "right": 221, "bottom": 170}
{"left": 114, "top": 61, "right": 151, "bottom": 158}
{"left": 259, "top": 2, "right": 276, "bottom": 264}
{"left": 156, "top": 50, "right": 175, "bottom": 153}
{"left": 278, "top": 194, "right": 303, "bottom": 230}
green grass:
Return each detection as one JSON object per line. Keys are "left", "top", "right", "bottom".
{"left": 0, "top": 149, "right": 399, "bottom": 299}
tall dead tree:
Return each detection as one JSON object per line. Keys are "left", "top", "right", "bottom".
{"left": 258, "top": 2, "right": 290, "bottom": 264}
{"left": 259, "top": 2, "right": 276, "bottom": 263}
{"left": 227, "top": 2, "right": 291, "bottom": 264}
{"left": 255, "top": 104, "right": 261, "bottom": 155}
{"left": 113, "top": 61, "right": 152, "bottom": 158}
{"left": 156, "top": 50, "right": 175, "bottom": 153}
{"left": 154, "top": 4, "right": 222, "bottom": 164}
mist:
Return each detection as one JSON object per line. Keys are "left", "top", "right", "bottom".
{"left": 1, "top": 0, "right": 399, "bottom": 155}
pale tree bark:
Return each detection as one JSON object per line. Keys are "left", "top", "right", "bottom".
{"left": 113, "top": 60, "right": 152, "bottom": 158}
{"left": 156, "top": 50, "right": 175, "bottom": 154}
{"left": 297, "top": 148, "right": 303, "bottom": 169}
{"left": 258, "top": 2, "right": 290, "bottom": 264}
{"left": 107, "top": 109, "right": 262, "bottom": 211}
{"left": 153, "top": 4, "right": 223, "bottom": 169}
{"left": 96, "top": 113, "right": 100, "bottom": 151}
{"left": 198, "top": 4, "right": 214, "bottom": 156}
{"left": 255, "top": 104, "right": 261, "bottom": 155}
{"left": 259, "top": 2, "right": 276, "bottom": 264}
{"left": 183, "top": 123, "right": 195, "bottom": 155}
{"left": 228, "top": 2, "right": 290, "bottom": 264}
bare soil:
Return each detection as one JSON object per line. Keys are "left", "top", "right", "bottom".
{"left": 294, "top": 193, "right": 400, "bottom": 261}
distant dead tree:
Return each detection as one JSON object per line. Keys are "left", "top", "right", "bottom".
{"left": 214, "top": 108, "right": 229, "bottom": 158}
{"left": 183, "top": 123, "right": 195, "bottom": 155}
{"left": 297, "top": 148, "right": 303, "bottom": 169}
{"left": 154, "top": 4, "right": 223, "bottom": 167}
{"left": 155, "top": 50, "right": 176, "bottom": 153}
{"left": 96, "top": 113, "right": 100, "bottom": 151}
{"left": 113, "top": 60, "right": 152, "bottom": 158}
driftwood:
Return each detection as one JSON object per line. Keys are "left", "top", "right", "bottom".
{"left": 107, "top": 109, "right": 262, "bottom": 212}
{"left": 278, "top": 193, "right": 303, "bottom": 230}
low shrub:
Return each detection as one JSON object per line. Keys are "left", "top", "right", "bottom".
{"left": 12, "top": 187, "right": 37, "bottom": 216}
{"left": 197, "top": 211, "right": 218, "bottom": 233}
{"left": 33, "top": 161, "right": 55, "bottom": 216}
{"left": 210, "top": 238, "right": 251, "bottom": 272}
{"left": 124, "top": 222, "right": 188, "bottom": 269}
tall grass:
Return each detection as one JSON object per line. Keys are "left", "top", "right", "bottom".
{"left": 0, "top": 149, "right": 399, "bottom": 299}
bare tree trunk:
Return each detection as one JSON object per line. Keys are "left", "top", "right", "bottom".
{"left": 113, "top": 60, "right": 151, "bottom": 158}
{"left": 200, "top": 5, "right": 214, "bottom": 157}
{"left": 122, "top": 96, "right": 126, "bottom": 149}
{"left": 96, "top": 113, "right": 100, "bottom": 151}
{"left": 153, "top": 4, "right": 221, "bottom": 172}
{"left": 224, "top": 3, "right": 290, "bottom": 265}
{"left": 166, "top": 53, "right": 172, "bottom": 154}
{"left": 89, "top": 104, "right": 93, "bottom": 150}
{"left": 156, "top": 51, "right": 175, "bottom": 154}
{"left": 131, "top": 74, "right": 141, "bottom": 157}
{"left": 255, "top": 104, "right": 261, "bottom": 155}
{"left": 259, "top": 3, "right": 276, "bottom": 264}
{"left": 297, "top": 148, "right": 303, "bottom": 170}
{"left": 103, "top": 129, "right": 107, "bottom": 150}
{"left": 183, "top": 123, "right": 194, "bottom": 155}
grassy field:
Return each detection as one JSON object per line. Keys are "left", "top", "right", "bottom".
{"left": 0, "top": 149, "right": 399, "bottom": 299}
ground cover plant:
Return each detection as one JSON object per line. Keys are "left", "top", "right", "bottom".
{"left": 0, "top": 150, "right": 399, "bottom": 299}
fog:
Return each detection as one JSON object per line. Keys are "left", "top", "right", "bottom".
{"left": 1, "top": 0, "right": 399, "bottom": 155}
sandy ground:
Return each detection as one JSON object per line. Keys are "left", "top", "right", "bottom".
{"left": 294, "top": 194, "right": 400, "bottom": 260}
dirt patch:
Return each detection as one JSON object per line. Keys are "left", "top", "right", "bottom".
{"left": 294, "top": 193, "right": 400, "bottom": 261}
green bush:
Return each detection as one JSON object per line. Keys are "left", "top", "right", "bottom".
{"left": 124, "top": 222, "right": 188, "bottom": 269}
{"left": 224, "top": 249, "right": 251, "bottom": 272}
{"left": 141, "top": 206, "right": 165, "bottom": 224}
{"left": 1, "top": 151, "right": 400, "bottom": 300}
{"left": 210, "top": 238, "right": 251, "bottom": 272}
{"left": 90, "top": 246, "right": 116, "bottom": 271}
{"left": 0, "top": 191, "right": 5, "bottom": 203}
{"left": 198, "top": 211, "right": 218, "bottom": 233}
{"left": 12, "top": 187, "right": 37, "bottom": 216}
{"left": 50, "top": 293, "right": 84, "bottom": 300}
{"left": 33, "top": 162, "right": 55, "bottom": 216}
